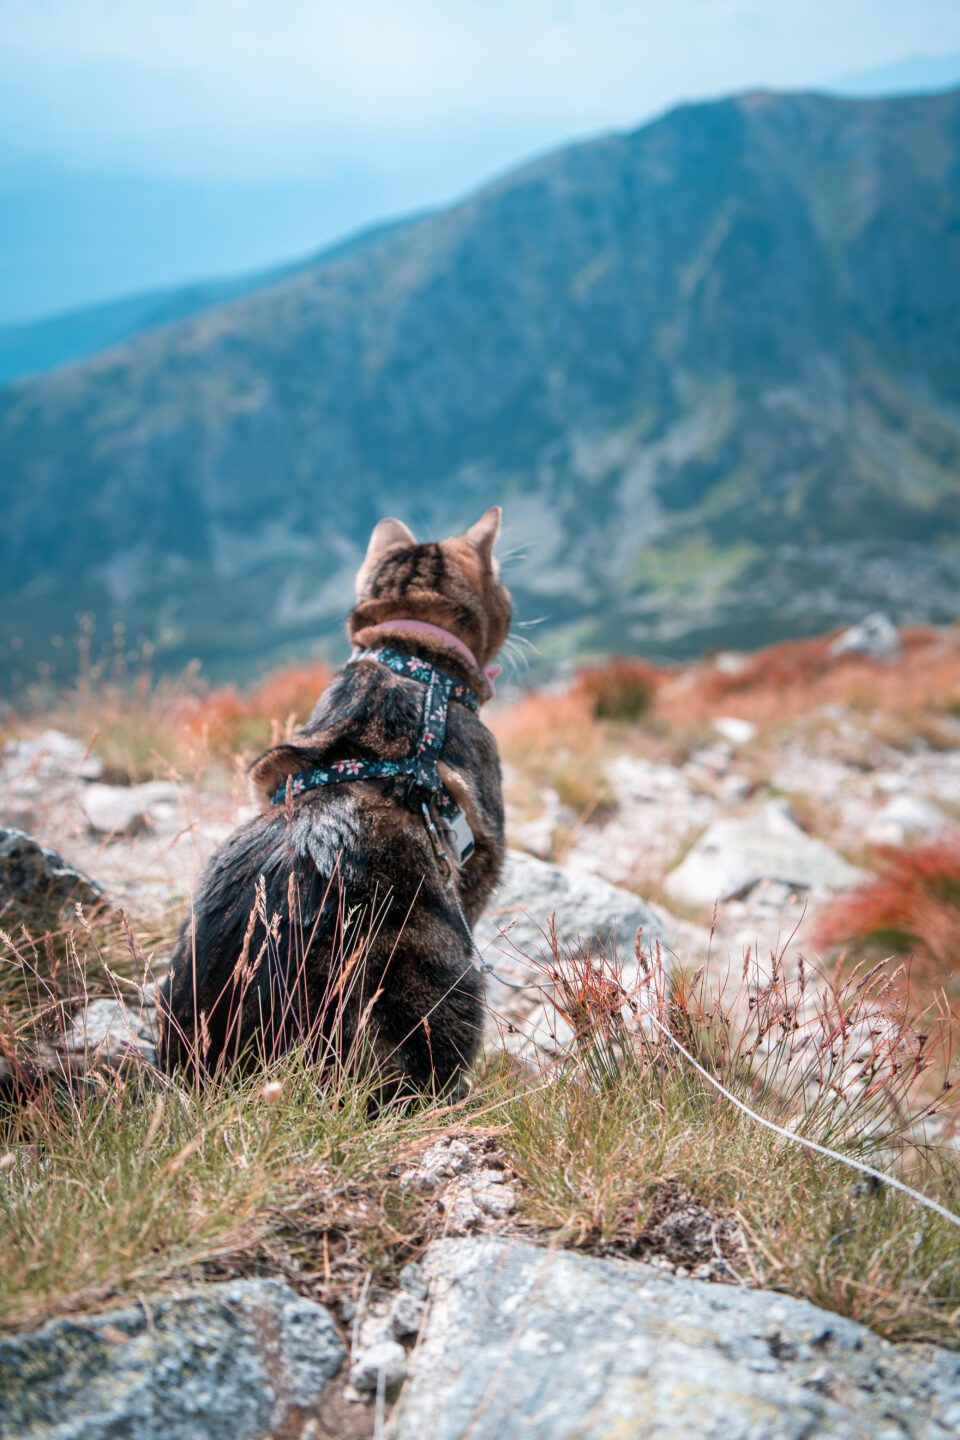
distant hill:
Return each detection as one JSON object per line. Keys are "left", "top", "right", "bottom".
{"left": 0, "top": 214, "right": 424, "bottom": 384}
{"left": 832, "top": 51, "right": 960, "bottom": 98}
{"left": 2, "top": 87, "right": 960, "bottom": 692}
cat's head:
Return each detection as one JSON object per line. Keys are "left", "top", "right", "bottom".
{"left": 349, "top": 507, "right": 511, "bottom": 669}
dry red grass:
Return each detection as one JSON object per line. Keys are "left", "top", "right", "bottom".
{"left": 182, "top": 661, "right": 333, "bottom": 756}
{"left": 657, "top": 625, "right": 960, "bottom": 731}
{"left": 3, "top": 659, "right": 333, "bottom": 786}
{"left": 816, "top": 839, "right": 960, "bottom": 971}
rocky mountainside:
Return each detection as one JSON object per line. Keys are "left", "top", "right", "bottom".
{"left": 3, "top": 87, "right": 960, "bottom": 690}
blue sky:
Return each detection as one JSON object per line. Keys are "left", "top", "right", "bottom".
{"left": 2, "top": 1, "right": 960, "bottom": 323}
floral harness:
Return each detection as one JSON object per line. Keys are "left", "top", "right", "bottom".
{"left": 269, "top": 646, "right": 479, "bottom": 864}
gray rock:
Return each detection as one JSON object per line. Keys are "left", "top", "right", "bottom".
{"left": 476, "top": 850, "right": 674, "bottom": 1057}
{"left": 64, "top": 996, "right": 158, "bottom": 1067}
{"left": 349, "top": 1338, "right": 407, "bottom": 1395}
{"left": 664, "top": 801, "right": 863, "bottom": 907}
{"left": 399, "top": 1263, "right": 428, "bottom": 1301}
{"left": 828, "top": 612, "right": 902, "bottom": 661}
{"left": 477, "top": 849, "right": 667, "bottom": 982}
{"left": 388, "top": 1236, "right": 960, "bottom": 1440}
{"left": 388, "top": 1292, "right": 425, "bottom": 1340}
{"left": 2, "top": 730, "right": 103, "bottom": 792}
{"left": 0, "top": 827, "right": 103, "bottom": 911}
{"left": 865, "top": 794, "right": 952, "bottom": 847}
{"left": 78, "top": 781, "right": 184, "bottom": 838}
{"left": 712, "top": 716, "right": 758, "bottom": 746}
{"left": 0, "top": 1278, "right": 344, "bottom": 1440}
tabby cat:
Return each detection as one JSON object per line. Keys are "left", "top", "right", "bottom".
{"left": 157, "top": 507, "right": 510, "bottom": 1095}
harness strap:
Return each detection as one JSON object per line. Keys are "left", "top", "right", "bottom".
{"left": 269, "top": 645, "right": 478, "bottom": 854}
{"left": 268, "top": 645, "right": 534, "bottom": 986}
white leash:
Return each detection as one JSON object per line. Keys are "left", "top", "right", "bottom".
{"left": 425, "top": 801, "right": 958, "bottom": 1229}
{"left": 640, "top": 1005, "right": 960, "bottom": 1231}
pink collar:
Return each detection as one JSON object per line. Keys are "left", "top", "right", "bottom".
{"left": 370, "top": 617, "right": 501, "bottom": 699}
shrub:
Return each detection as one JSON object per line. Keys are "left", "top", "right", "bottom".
{"left": 182, "top": 661, "right": 333, "bottom": 758}
{"left": 575, "top": 657, "right": 660, "bottom": 722}
{"left": 816, "top": 839, "right": 960, "bottom": 970}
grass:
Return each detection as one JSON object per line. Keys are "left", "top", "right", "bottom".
{"left": 817, "top": 839, "right": 960, "bottom": 968}
{"left": 1, "top": 659, "right": 333, "bottom": 788}
{"left": 3, "top": 628, "right": 960, "bottom": 1347}
{"left": 490, "top": 687, "right": 619, "bottom": 823}
{"left": 574, "top": 657, "right": 659, "bottom": 723}
{"left": 1, "top": 893, "right": 958, "bottom": 1347}
{"left": 656, "top": 624, "right": 960, "bottom": 740}
{"left": 501, "top": 930, "right": 960, "bottom": 1343}
{"left": 816, "top": 839, "right": 960, "bottom": 1025}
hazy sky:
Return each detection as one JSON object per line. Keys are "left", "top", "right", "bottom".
{"left": 2, "top": 1, "right": 960, "bottom": 322}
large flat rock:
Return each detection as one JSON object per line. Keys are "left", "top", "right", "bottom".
{"left": 477, "top": 848, "right": 669, "bottom": 978}
{"left": 664, "top": 801, "right": 864, "bottom": 908}
{"left": 0, "top": 1279, "right": 344, "bottom": 1440}
{"left": 388, "top": 1237, "right": 960, "bottom": 1440}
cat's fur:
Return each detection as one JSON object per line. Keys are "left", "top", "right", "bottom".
{"left": 156, "top": 508, "right": 510, "bottom": 1094}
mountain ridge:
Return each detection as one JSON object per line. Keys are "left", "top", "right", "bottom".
{"left": 3, "top": 86, "right": 960, "bottom": 691}
{"left": 0, "top": 211, "right": 430, "bottom": 385}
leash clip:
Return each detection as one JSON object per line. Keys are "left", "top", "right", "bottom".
{"left": 420, "top": 800, "right": 454, "bottom": 882}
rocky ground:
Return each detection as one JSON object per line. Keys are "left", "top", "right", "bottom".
{"left": 3, "top": 618, "right": 960, "bottom": 1437}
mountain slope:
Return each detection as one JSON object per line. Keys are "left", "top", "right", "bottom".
{"left": 2, "top": 88, "right": 960, "bottom": 691}
{"left": 0, "top": 213, "right": 426, "bottom": 385}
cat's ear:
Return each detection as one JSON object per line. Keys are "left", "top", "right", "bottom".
{"left": 462, "top": 506, "right": 501, "bottom": 567}
{"left": 365, "top": 517, "right": 416, "bottom": 561}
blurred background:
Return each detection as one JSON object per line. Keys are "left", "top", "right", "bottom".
{"left": 2, "top": 0, "right": 960, "bottom": 692}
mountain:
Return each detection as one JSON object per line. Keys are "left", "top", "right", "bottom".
{"left": 0, "top": 275, "right": 267, "bottom": 386}
{"left": 832, "top": 51, "right": 960, "bottom": 98}
{"left": 2, "top": 87, "right": 960, "bottom": 693}
{"left": 0, "top": 214, "right": 425, "bottom": 384}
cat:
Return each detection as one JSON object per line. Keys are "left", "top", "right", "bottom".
{"left": 156, "top": 507, "right": 510, "bottom": 1097}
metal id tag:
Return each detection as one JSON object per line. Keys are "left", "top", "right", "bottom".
{"left": 443, "top": 804, "right": 475, "bottom": 864}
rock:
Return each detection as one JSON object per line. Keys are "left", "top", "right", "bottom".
{"left": 78, "top": 781, "right": 185, "bottom": 838}
{"left": 63, "top": 996, "right": 159, "bottom": 1067}
{"left": 565, "top": 755, "right": 717, "bottom": 892}
{"left": 510, "top": 786, "right": 573, "bottom": 858}
{"left": 0, "top": 1278, "right": 344, "bottom": 1440}
{"left": 828, "top": 612, "right": 901, "bottom": 661}
{"left": 399, "top": 1136, "right": 517, "bottom": 1233}
{"left": 476, "top": 850, "right": 677, "bottom": 1058}
{"left": 864, "top": 794, "right": 952, "bottom": 847}
{"left": 746, "top": 878, "right": 798, "bottom": 914}
{"left": 717, "top": 773, "right": 753, "bottom": 805}
{"left": 684, "top": 742, "right": 733, "bottom": 781}
{"left": 387, "top": 1236, "right": 960, "bottom": 1440}
{"left": 398, "top": 1263, "right": 428, "bottom": 1301}
{"left": 1, "top": 730, "right": 103, "bottom": 795}
{"left": 349, "top": 1339, "right": 407, "bottom": 1396}
{"left": 388, "top": 1291, "right": 425, "bottom": 1341}
{"left": 478, "top": 848, "right": 668, "bottom": 981}
{"left": 712, "top": 651, "right": 749, "bottom": 676}
{"left": 0, "top": 827, "right": 103, "bottom": 912}
{"left": 664, "top": 801, "right": 864, "bottom": 908}
{"left": 712, "top": 716, "right": 758, "bottom": 746}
